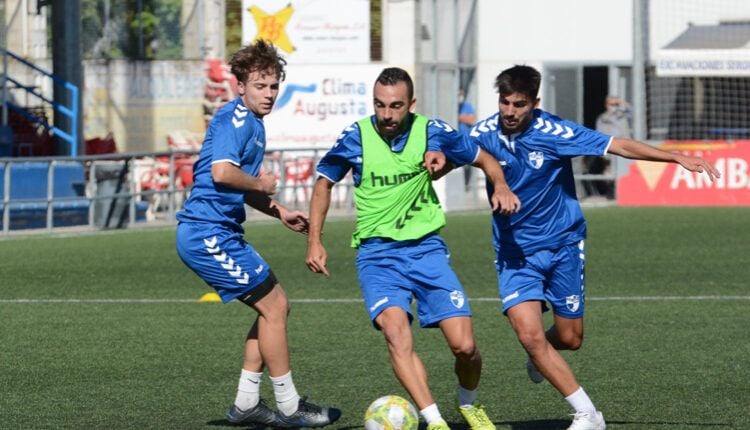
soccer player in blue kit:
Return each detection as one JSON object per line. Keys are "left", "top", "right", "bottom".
{"left": 175, "top": 40, "right": 340, "bottom": 428}
{"left": 305, "top": 67, "right": 520, "bottom": 430}
{"left": 468, "top": 65, "right": 720, "bottom": 430}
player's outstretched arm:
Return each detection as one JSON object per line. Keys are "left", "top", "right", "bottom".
{"left": 472, "top": 148, "right": 521, "bottom": 215}
{"left": 306, "top": 177, "right": 335, "bottom": 277}
{"left": 608, "top": 138, "right": 721, "bottom": 181}
{"left": 212, "top": 162, "right": 277, "bottom": 194}
{"left": 244, "top": 192, "right": 310, "bottom": 234}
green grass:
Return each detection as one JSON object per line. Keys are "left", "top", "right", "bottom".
{"left": 1, "top": 207, "right": 749, "bottom": 429}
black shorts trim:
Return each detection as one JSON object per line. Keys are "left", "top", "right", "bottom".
{"left": 237, "top": 270, "right": 278, "bottom": 306}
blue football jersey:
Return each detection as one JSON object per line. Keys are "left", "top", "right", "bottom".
{"left": 316, "top": 113, "right": 479, "bottom": 185}
{"left": 177, "top": 98, "right": 267, "bottom": 232}
{"left": 470, "top": 109, "right": 612, "bottom": 257}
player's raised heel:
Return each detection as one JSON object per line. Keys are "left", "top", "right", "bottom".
{"left": 458, "top": 404, "right": 496, "bottom": 430}
{"left": 277, "top": 396, "right": 342, "bottom": 428}
{"left": 567, "top": 410, "right": 606, "bottom": 430}
{"left": 226, "top": 399, "right": 280, "bottom": 425}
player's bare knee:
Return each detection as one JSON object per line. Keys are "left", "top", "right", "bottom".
{"left": 449, "top": 338, "right": 477, "bottom": 359}
{"left": 270, "top": 287, "right": 289, "bottom": 306}
{"left": 260, "top": 290, "right": 289, "bottom": 323}
{"left": 380, "top": 322, "right": 410, "bottom": 349}
{"left": 266, "top": 308, "right": 288, "bottom": 326}
{"left": 516, "top": 330, "right": 546, "bottom": 355}
{"left": 381, "top": 323, "right": 406, "bottom": 343}
{"left": 383, "top": 337, "right": 412, "bottom": 360}
{"left": 559, "top": 332, "right": 583, "bottom": 350}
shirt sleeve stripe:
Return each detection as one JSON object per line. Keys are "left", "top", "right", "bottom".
{"left": 470, "top": 146, "right": 480, "bottom": 164}
{"left": 211, "top": 159, "right": 240, "bottom": 167}
{"left": 602, "top": 136, "right": 614, "bottom": 156}
{"left": 316, "top": 171, "right": 337, "bottom": 183}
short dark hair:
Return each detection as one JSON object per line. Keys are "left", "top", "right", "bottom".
{"left": 229, "top": 39, "right": 287, "bottom": 83}
{"left": 375, "top": 67, "right": 414, "bottom": 100}
{"left": 494, "top": 65, "right": 541, "bottom": 100}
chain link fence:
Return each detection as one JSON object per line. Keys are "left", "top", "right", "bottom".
{"left": 644, "top": 0, "right": 750, "bottom": 140}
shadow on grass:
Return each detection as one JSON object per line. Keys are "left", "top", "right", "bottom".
{"left": 592, "top": 419, "right": 732, "bottom": 428}
{"left": 206, "top": 418, "right": 733, "bottom": 429}
{"left": 206, "top": 420, "right": 270, "bottom": 428}
{"left": 458, "top": 419, "right": 570, "bottom": 429}
{"left": 492, "top": 418, "right": 732, "bottom": 429}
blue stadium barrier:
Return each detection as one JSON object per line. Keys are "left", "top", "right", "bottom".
{"left": 0, "top": 161, "right": 147, "bottom": 230}
{"left": 0, "top": 162, "right": 89, "bottom": 229}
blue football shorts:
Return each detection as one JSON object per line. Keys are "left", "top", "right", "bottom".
{"left": 176, "top": 222, "right": 273, "bottom": 303}
{"left": 356, "top": 234, "right": 472, "bottom": 329}
{"left": 495, "top": 240, "right": 586, "bottom": 318}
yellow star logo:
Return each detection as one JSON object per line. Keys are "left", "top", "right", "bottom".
{"left": 634, "top": 161, "right": 667, "bottom": 191}
{"left": 249, "top": 3, "right": 295, "bottom": 54}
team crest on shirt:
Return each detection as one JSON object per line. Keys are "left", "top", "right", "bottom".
{"left": 450, "top": 290, "right": 465, "bottom": 309}
{"left": 528, "top": 151, "right": 544, "bottom": 169}
{"left": 565, "top": 295, "right": 581, "bottom": 312}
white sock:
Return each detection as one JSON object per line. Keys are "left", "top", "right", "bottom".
{"left": 419, "top": 403, "right": 444, "bottom": 424}
{"left": 270, "top": 371, "right": 300, "bottom": 416}
{"left": 458, "top": 385, "right": 478, "bottom": 407}
{"left": 234, "top": 369, "right": 263, "bottom": 410}
{"left": 565, "top": 386, "right": 597, "bottom": 414}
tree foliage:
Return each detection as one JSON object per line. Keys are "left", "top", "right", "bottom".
{"left": 81, "top": 0, "right": 183, "bottom": 60}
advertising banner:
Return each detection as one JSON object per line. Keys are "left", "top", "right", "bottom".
{"left": 617, "top": 141, "right": 750, "bottom": 206}
{"left": 264, "top": 64, "right": 385, "bottom": 150}
{"left": 241, "top": 0, "right": 370, "bottom": 64}
{"left": 656, "top": 52, "right": 750, "bottom": 77}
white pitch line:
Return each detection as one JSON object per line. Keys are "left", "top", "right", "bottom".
{"left": 0, "top": 296, "right": 748, "bottom": 304}
{"left": 588, "top": 295, "right": 750, "bottom": 301}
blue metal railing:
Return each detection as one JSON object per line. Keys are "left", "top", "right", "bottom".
{"left": 0, "top": 147, "right": 355, "bottom": 235}
{"left": 1, "top": 49, "right": 79, "bottom": 156}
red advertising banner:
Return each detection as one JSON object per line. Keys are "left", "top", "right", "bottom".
{"left": 617, "top": 140, "right": 750, "bottom": 206}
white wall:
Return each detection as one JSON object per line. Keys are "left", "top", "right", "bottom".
{"left": 474, "top": 0, "right": 633, "bottom": 118}
{"left": 4, "top": 0, "right": 47, "bottom": 59}
{"left": 477, "top": 0, "right": 633, "bottom": 63}
{"left": 382, "top": 0, "right": 417, "bottom": 69}
{"left": 84, "top": 60, "right": 206, "bottom": 153}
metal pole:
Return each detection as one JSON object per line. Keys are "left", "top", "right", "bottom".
{"left": 430, "top": 0, "right": 438, "bottom": 117}
{"left": 137, "top": 0, "right": 144, "bottom": 59}
{"left": 632, "top": 0, "right": 649, "bottom": 141}
{"left": 2, "top": 161, "right": 10, "bottom": 234}
{"left": 168, "top": 152, "right": 176, "bottom": 220}
{"left": 198, "top": 0, "right": 205, "bottom": 58}
{"left": 88, "top": 161, "right": 96, "bottom": 228}
{"left": 103, "top": 0, "right": 110, "bottom": 53}
{"left": 69, "top": 83, "right": 78, "bottom": 156}
{"left": 2, "top": 50, "right": 8, "bottom": 127}
{"left": 128, "top": 158, "right": 135, "bottom": 226}
{"left": 22, "top": 0, "right": 28, "bottom": 55}
{"left": 279, "top": 151, "right": 288, "bottom": 206}
{"left": 46, "top": 161, "right": 54, "bottom": 230}
{"left": 453, "top": 0, "right": 459, "bottom": 126}
{"left": 51, "top": 0, "right": 83, "bottom": 156}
